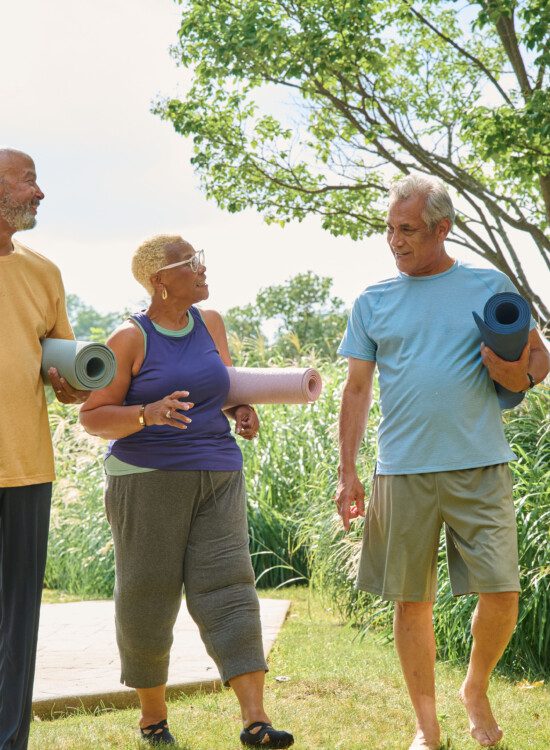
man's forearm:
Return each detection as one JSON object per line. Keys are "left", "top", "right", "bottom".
{"left": 528, "top": 347, "right": 550, "bottom": 387}
{"left": 338, "top": 384, "right": 372, "bottom": 473}
{"left": 482, "top": 330, "right": 550, "bottom": 393}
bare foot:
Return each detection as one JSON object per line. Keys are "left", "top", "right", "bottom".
{"left": 459, "top": 682, "right": 503, "bottom": 746}
{"left": 408, "top": 727, "right": 441, "bottom": 749}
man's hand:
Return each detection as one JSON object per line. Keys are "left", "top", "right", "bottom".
{"left": 334, "top": 469, "right": 366, "bottom": 532}
{"left": 480, "top": 341, "right": 531, "bottom": 393}
{"left": 49, "top": 367, "right": 91, "bottom": 405}
{"left": 234, "top": 405, "right": 259, "bottom": 440}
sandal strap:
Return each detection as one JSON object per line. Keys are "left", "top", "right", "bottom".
{"left": 241, "top": 721, "right": 294, "bottom": 748}
{"left": 141, "top": 719, "right": 168, "bottom": 734}
{"left": 245, "top": 721, "right": 272, "bottom": 732}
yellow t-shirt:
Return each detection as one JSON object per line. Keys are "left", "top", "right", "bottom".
{"left": 0, "top": 239, "right": 74, "bottom": 487}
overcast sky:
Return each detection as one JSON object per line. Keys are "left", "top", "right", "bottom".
{"left": 2, "top": 0, "right": 548, "bottom": 316}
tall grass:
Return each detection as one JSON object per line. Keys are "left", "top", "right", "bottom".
{"left": 431, "top": 390, "right": 550, "bottom": 676}
{"left": 44, "top": 402, "right": 114, "bottom": 597}
{"left": 45, "top": 354, "right": 550, "bottom": 677}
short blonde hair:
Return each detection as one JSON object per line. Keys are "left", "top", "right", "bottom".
{"left": 131, "top": 234, "right": 187, "bottom": 295}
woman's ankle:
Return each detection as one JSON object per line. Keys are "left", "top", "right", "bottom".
{"left": 140, "top": 714, "right": 168, "bottom": 728}
{"left": 242, "top": 712, "right": 271, "bottom": 729}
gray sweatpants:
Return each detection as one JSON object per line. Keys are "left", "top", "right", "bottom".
{"left": 105, "top": 470, "right": 267, "bottom": 688}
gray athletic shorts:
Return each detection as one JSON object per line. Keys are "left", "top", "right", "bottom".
{"left": 357, "top": 464, "right": 520, "bottom": 602}
{"left": 105, "top": 470, "right": 267, "bottom": 687}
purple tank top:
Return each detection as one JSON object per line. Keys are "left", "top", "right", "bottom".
{"left": 107, "top": 308, "right": 243, "bottom": 471}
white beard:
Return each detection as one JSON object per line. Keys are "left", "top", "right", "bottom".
{"left": 0, "top": 195, "right": 37, "bottom": 230}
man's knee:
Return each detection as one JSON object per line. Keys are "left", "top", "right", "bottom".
{"left": 395, "top": 600, "right": 434, "bottom": 619}
{"left": 478, "top": 591, "right": 519, "bottom": 614}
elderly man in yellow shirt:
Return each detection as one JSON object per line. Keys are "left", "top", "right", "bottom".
{"left": 0, "top": 148, "right": 90, "bottom": 750}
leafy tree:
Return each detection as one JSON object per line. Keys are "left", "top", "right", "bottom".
{"left": 66, "top": 294, "right": 121, "bottom": 342}
{"left": 224, "top": 302, "right": 268, "bottom": 363}
{"left": 256, "top": 271, "right": 347, "bottom": 357}
{"left": 157, "top": 0, "right": 550, "bottom": 321}
{"left": 224, "top": 302, "right": 265, "bottom": 341}
{"left": 225, "top": 272, "right": 348, "bottom": 361}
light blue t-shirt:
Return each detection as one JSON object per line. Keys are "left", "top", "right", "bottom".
{"left": 338, "top": 260, "right": 535, "bottom": 475}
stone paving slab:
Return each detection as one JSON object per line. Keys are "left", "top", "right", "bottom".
{"left": 33, "top": 598, "right": 290, "bottom": 718}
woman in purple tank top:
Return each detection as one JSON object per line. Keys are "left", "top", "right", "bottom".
{"left": 80, "top": 235, "right": 293, "bottom": 749}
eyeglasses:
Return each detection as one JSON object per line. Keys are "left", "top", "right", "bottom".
{"left": 157, "top": 249, "right": 205, "bottom": 274}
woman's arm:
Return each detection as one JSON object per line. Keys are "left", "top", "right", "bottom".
{"left": 201, "top": 308, "right": 234, "bottom": 366}
{"left": 79, "top": 322, "right": 192, "bottom": 439}
{"left": 201, "top": 309, "right": 259, "bottom": 440}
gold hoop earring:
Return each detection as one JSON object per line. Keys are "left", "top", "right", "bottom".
{"left": 162, "top": 286, "right": 168, "bottom": 301}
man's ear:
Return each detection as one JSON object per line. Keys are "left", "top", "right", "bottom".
{"left": 437, "top": 217, "right": 452, "bottom": 241}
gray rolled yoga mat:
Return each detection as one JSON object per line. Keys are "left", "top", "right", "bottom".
{"left": 41, "top": 338, "right": 117, "bottom": 390}
{"left": 472, "top": 292, "right": 531, "bottom": 409}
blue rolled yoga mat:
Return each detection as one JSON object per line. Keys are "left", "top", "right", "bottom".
{"left": 472, "top": 292, "right": 531, "bottom": 409}
{"left": 41, "top": 338, "right": 117, "bottom": 391}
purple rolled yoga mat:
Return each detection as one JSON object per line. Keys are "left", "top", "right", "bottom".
{"left": 224, "top": 367, "right": 323, "bottom": 409}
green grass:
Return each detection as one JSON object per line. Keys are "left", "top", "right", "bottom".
{"left": 41, "top": 589, "right": 85, "bottom": 604}
{"left": 31, "top": 588, "right": 549, "bottom": 750}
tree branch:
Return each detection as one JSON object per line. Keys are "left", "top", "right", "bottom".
{"left": 494, "top": 213, "right": 550, "bottom": 312}
{"left": 407, "top": 3, "right": 513, "bottom": 106}
{"left": 490, "top": 5, "right": 532, "bottom": 99}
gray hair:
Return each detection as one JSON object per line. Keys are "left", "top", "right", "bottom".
{"left": 388, "top": 174, "right": 455, "bottom": 230}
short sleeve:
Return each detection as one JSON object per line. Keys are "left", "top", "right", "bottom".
{"left": 47, "top": 271, "right": 75, "bottom": 341}
{"left": 337, "top": 294, "right": 377, "bottom": 361}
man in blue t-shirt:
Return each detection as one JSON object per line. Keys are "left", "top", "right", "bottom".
{"left": 336, "top": 174, "right": 549, "bottom": 750}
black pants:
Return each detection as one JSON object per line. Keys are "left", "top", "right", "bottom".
{"left": 0, "top": 484, "right": 51, "bottom": 750}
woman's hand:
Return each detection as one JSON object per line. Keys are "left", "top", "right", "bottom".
{"left": 144, "top": 390, "right": 194, "bottom": 429}
{"left": 234, "top": 405, "right": 259, "bottom": 440}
